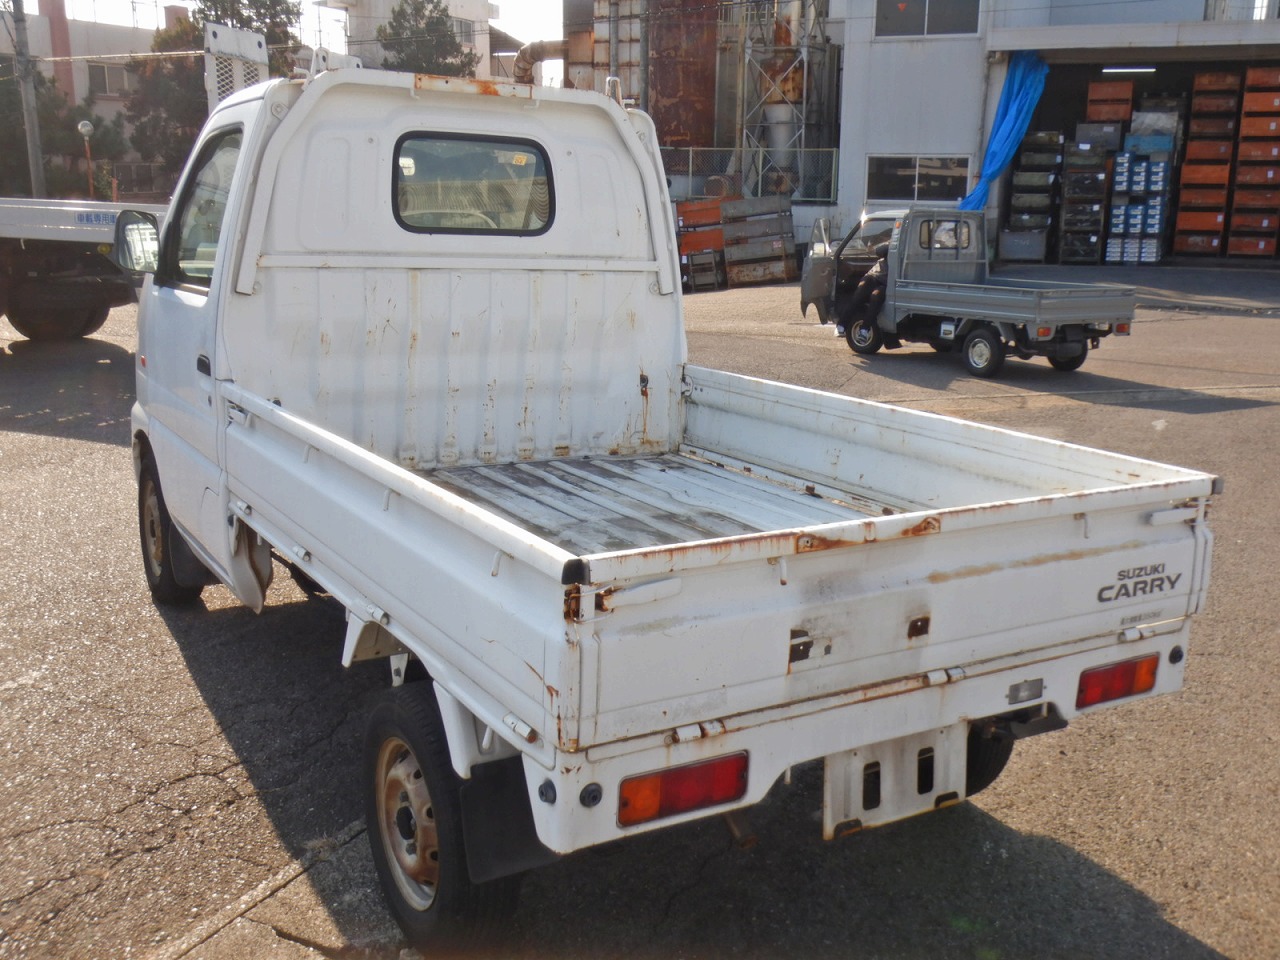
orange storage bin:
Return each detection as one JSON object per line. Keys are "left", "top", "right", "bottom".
{"left": 1235, "top": 165, "right": 1280, "bottom": 186}
{"left": 1192, "top": 93, "right": 1239, "bottom": 114}
{"left": 1230, "top": 211, "right": 1279, "bottom": 231}
{"left": 1189, "top": 117, "right": 1237, "bottom": 136}
{"left": 1173, "top": 233, "right": 1222, "bottom": 254}
{"left": 1194, "top": 72, "right": 1241, "bottom": 92}
{"left": 1233, "top": 188, "right": 1280, "bottom": 208}
{"left": 1241, "top": 116, "right": 1280, "bottom": 137}
{"left": 1243, "top": 91, "right": 1280, "bottom": 113}
{"left": 1184, "top": 140, "right": 1235, "bottom": 161}
{"left": 1176, "top": 211, "right": 1226, "bottom": 232}
{"left": 1237, "top": 141, "right": 1280, "bottom": 161}
{"left": 1227, "top": 235, "right": 1277, "bottom": 255}
{"left": 1178, "top": 188, "right": 1230, "bottom": 207}
{"left": 1180, "top": 163, "right": 1232, "bottom": 186}
{"left": 1245, "top": 67, "right": 1280, "bottom": 89}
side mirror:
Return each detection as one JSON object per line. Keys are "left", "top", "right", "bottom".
{"left": 112, "top": 210, "right": 160, "bottom": 280}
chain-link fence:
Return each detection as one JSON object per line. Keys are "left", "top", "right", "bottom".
{"left": 659, "top": 147, "right": 838, "bottom": 204}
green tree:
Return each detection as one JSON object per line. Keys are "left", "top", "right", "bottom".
{"left": 375, "top": 0, "right": 481, "bottom": 76}
{"left": 127, "top": 0, "right": 301, "bottom": 177}
{"left": 125, "top": 17, "right": 207, "bottom": 175}
{"left": 0, "top": 54, "right": 127, "bottom": 197}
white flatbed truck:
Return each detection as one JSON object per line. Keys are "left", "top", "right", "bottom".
{"left": 0, "top": 197, "right": 168, "bottom": 340}
{"left": 116, "top": 67, "right": 1219, "bottom": 951}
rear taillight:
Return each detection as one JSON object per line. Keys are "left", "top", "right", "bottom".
{"left": 1115, "top": 322, "right": 1131, "bottom": 335}
{"left": 1076, "top": 654, "right": 1159, "bottom": 709}
{"left": 618, "top": 753, "right": 748, "bottom": 827}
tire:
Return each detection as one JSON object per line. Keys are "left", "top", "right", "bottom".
{"left": 7, "top": 280, "right": 116, "bottom": 341}
{"left": 966, "top": 725, "right": 1015, "bottom": 797}
{"left": 5, "top": 306, "right": 99, "bottom": 342}
{"left": 138, "top": 455, "right": 204, "bottom": 606}
{"left": 79, "top": 305, "right": 112, "bottom": 338}
{"left": 845, "top": 316, "right": 883, "bottom": 355}
{"left": 1048, "top": 342, "right": 1088, "bottom": 372}
{"left": 962, "top": 327, "right": 1005, "bottom": 378}
{"left": 365, "top": 683, "right": 520, "bottom": 951}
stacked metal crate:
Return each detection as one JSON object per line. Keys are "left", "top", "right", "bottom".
{"left": 1228, "top": 67, "right": 1280, "bottom": 257}
{"left": 1000, "top": 131, "right": 1062, "bottom": 262}
{"left": 1059, "top": 142, "right": 1109, "bottom": 263}
{"left": 1173, "top": 72, "right": 1239, "bottom": 255}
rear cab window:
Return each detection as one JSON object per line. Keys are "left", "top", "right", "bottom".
{"left": 393, "top": 133, "right": 554, "bottom": 235}
{"left": 918, "top": 219, "right": 971, "bottom": 250}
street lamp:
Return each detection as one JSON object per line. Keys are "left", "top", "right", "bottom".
{"left": 77, "top": 119, "right": 94, "bottom": 199}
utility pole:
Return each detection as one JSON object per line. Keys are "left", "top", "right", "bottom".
{"left": 11, "top": 0, "right": 48, "bottom": 197}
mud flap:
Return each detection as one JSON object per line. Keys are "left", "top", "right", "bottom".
{"left": 221, "top": 514, "right": 272, "bottom": 612}
{"left": 460, "top": 755, "right": 560, "bottom": 882}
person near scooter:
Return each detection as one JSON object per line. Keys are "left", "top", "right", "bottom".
{"left": 835, "top": 242, "right": 890, "bottom": 338}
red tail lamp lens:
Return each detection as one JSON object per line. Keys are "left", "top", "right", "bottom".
{"left": 1076, "top": 654, "right": 1159, "bottom": 709}
{"left": 1116, "top": 322, "right": 1131, "bottom": 334}
{"left": 618, "top": 753, "right": 748, "bottom": 827}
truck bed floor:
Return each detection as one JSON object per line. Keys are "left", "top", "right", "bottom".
{"left": 426, "top": 453, "right": 903, "bottom": 556}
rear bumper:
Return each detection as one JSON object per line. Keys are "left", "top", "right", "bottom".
{"left": 521, "top": 623, "right": 1191, "bottom": 854}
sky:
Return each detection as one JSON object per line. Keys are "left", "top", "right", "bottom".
{"left": 40, "top": 0, "right": 564, "bottom": 81}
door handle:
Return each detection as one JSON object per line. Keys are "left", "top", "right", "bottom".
{"left": 196, "top": 354, "right": 211, "bottom": 375}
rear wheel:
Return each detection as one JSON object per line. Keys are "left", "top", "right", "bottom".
{"left": 6, "top": 280, "right": 116, "bottom": 341}
{"left": 962, "top": 327, "right": 1005, "bottom": 378}
{"left": 138, "top": 455, "right": 204, "bottom": 606}
{"left": 1048, "top": 342, "right": 1089, "bottom": 372}
{"left": 366, "top": 683, "right": 520, "bottom": 951}
{"left": 845, "top": 316, "right": 883, "bottom": 355}
{"left": 79, "top": 305, "right": 112, "bottom": 338}
{"left": 5, "top": 305, "right": 98, "bottom": 341}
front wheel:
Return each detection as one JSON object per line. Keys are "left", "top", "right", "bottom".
{"left": 366, "top": 683, "right": 520, "bottom": 951}
{"left": 962, "top": 327, "right": 1005, "bottom": 378}
{"left": 1048, "top": 342, "right": 1089, "bottom": 372}
{"left": 138, "top": 455, "right": 204, "bottom": 606}
{"left": 845, "top": 316, "right": 883, "bottom": 355}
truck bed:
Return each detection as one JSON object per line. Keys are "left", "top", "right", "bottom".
{"left": 892, "top": 276, "right": 1135, "bottom": 324}
{"left": 426, "top": 452, "right": 921, "bottom": 556}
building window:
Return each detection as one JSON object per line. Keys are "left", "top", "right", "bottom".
{"left": 452, "top": 17, "right": 475, "bottom": 46}
{"left": 87, "top": 62, "right": 137, "bottom": 97}
{"left": 875, "top": 0, "right": 979, "bottom": 36}
{"left": 866, "top": 156, "right": 969, "bottom": 202}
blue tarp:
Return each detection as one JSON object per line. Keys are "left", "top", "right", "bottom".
{"left": 958, "top": 51, "right": 1049, "bottom": 211}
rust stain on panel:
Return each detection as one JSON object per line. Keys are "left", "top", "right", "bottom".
{"left": 902, "top": 516, "right": 941, "bottom": 537}
{"left": 648, "top": 0, "right": 719, "bottom": 148}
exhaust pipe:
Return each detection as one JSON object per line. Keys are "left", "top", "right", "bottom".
{"left": 514, "top": 39, "right": 569, "bottom": 85}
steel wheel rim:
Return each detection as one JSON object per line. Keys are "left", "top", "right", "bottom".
{"left": 376, "top": 737, "right": 440, "bottom": 912}
{"left": 968, "top": 338, "right": 993, "bottom": 368}
{"left": 852, "top": 323, "right": 875, "bottom": 348}
{"left": 141, "top": 480, "right": 165, "bottom": 578}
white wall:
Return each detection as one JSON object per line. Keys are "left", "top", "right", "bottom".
{"left": 827, "top": 4, "right": 989, "bottom": 235}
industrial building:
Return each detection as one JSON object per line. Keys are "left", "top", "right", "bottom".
{"left": 563, "top": 0, "right": 1280, "bottom": 264}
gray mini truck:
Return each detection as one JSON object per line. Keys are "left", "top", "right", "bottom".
{"left": 801, "top": 207, "right": 1136, "bottom": 377}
